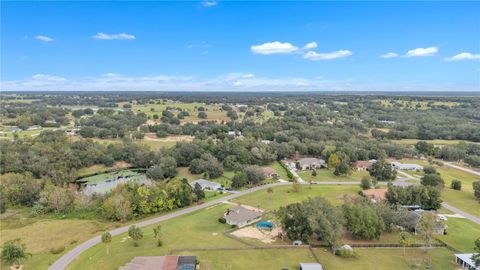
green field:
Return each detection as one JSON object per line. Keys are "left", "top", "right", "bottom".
{"left": 232, "top": 184, "right": 359, "bottom": 210}
{"left": 298, "top": 169, "right": 370, "bottom": 182}
{"left": 436, "top": 218, "right": 480, "bottom": 252}
{"left": 314, "top": 247, "right": 456, "bottom": 270}
{"left": 176, "top": 167, "right": 234, "bottom": 187}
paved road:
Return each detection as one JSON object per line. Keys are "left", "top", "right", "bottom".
{"left": 441, "top": 202, "right": 480, "bottom": 225}
{"left": 49, "top": 181, "right": 360, "bottom": 270}
{"left": 443, "top": 162, "right": 480, "bottom": 176}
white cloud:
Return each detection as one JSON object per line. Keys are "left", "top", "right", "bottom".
{"left": 445, "top": 52, "right": 480, "bottom": 61}
{"left": 31, "top": 74, "right": 66, "bottom": 82}
{"left": 405, "top": 46, "right": 438, "bottom": 57}
{"left": 251, "top": 41, "right": 298, "bottom": 55}
{"left": 34, "top": 35, "right": 54, "bottom": 42}
{"left": 303, "top": 50, "right": 352, "bottom": 61}
{"left": 380, "top": 52, "right": 398, "bottom": 58}
{"left": 303, "top": 42, "right": 318, "bottom": 50}
{"left": 201, "top": 0, "right": 217, "bottom": 7}
{"left": 92, "top": 32, "right": 136, "bottom": 40}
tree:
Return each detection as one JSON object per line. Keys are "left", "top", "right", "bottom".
{"left": 198, "top": 111, "right": 207, "bottom": 119}
{"left": 451, "top": 180, "right": 462, "bottom": 190}
{"left": 343, "top": 204, "right": 385, "bottom": 240}
{"left": 39, "top": 185, "right": 73, "bottom": 213}
{"left": 421, "top": 173, "right": 444, "bottom": 188}
{"left": 0, "top": 173, "right": 43, "bottom": 207}
{"left": 277, "top": 203, "right": 313, "bottom": 243}
{"left": 385, "top": 185, "right": 442, "bottom": 210}
{"left": 398, "top": 231, "right": 411, "bottom": 257}
{"left": 369, "top": 160, "right": 396, "bottom": 181}
{"left": 472, "top": 237, "right": 480, "bottom": 267}
{"left": 193, "top": 183, "right": 205, "bottom": 201}
{"left": 128, "top": 225, "right": 143, "bottom": 247}
{"left": 415, "top": 141, "right": 434, "bottom": 156}
{"left": 473, "top": 181, "right": 480, "bottom": 200}
{"left": 360, "top": 176, "right": 372, "bottom": 190}
{"left": 311, "top": 169, "right": 317, "bottom": 177}
{"left": 101, "top": 232, "right": 112, "bottom": 255}
{"left": 423, "top": 166, "right": 437, "bottom": 174}
{"left": 153, "top": 225, "right": 163, "bottom": 247}
{"left": 334, "top": 161, "right": 351, "bottom": 176}
{"left": 232, "top": 172, "right": 248, "bottom": 188}
{"left": 1, "top": 239, "right": 30, "bottom": 268}
{"left": 416, "top": 212, "right": 439, "bottom": 247}
{"left": 328, "top": 154, "right": 340, "bottom": 170}
{"left": 102, "top": 193, "right": 133, "bottom": 221}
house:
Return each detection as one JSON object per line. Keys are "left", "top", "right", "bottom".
{"left": 224, "top": 205, "right": 262, "bottom": 228}
{"left": 27, "top": 125, "right": 41, "bottom": 131}
{"left": 6, "top": 126, "right": 21, "bottom": 132}
{"left": 260, "top": 139, "right": 272, "bottom": 144}
{"left": 189, "top": 179, "right": 222, "bottom": 190}
{"left": 227, "top": 131, "right": 242, "bottom": 137}
{"left": 391, "top": 162, "right": 423, "bottom": 171}
{"left": 119, "top": 256, "right": 196, "bottom": 270}
{"left": 406, "top": 211, "right": 447, "bottom": 235}
{"left": 299, "top": 262, "right": 323, "bottom": 270}
{"left": 262, "top": 167, "right": 277, "bottom": 178}
{"left": 362, "top": 188, "right": 388, "bottom": 201}
{"left": 455, "top": 254, "right": 479, "bottom": 270}
{"left": 352, "top": 160, "right": 372, "bottom": 171}
{"left": 297, "top": 158, "right": 326, "bottom": 170}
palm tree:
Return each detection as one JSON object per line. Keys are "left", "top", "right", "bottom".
{"left": 101, "top": 232, "right": 112, "bottom": 255}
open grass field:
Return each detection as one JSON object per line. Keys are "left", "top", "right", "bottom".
{"left": 441, "top": 189, "right": 480, "bottom": 217}
{"left": 176, "top": 167, "right": 234, "bottom": 187}
{"left": 66, "top": 204, "right": 241, "bottom": 270}
{"left": 313, "top": 247, "right": 456, "bottom": 270}
{"left": 298, "top": 169, "right": 369, "bottom": 182}
{"left": 0, "top": 209, "right": 116, "bottom": 270}
{"left": 175, "top": 248, "right": 317, "bottom": 270}
{"left": 85, "top": 136, "right": 188, "bottom": 151}
{"left": 436, "top": 218, "right": 480, "bottom": 252}
{"left": 232, "top": 185, "right": 359, "bottom": 211}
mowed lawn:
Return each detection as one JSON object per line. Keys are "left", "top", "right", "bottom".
{"left": 298, "top": 169, "right": 370, "bottom": 182}
{"left": 129, "top": 102, "right": 230, "bottom": 123}
{"left": 232, "top": 185, "right": 359, "bottom": 210}
{"left": 66, "top": 204, "right": 244, "bottom": 270}
{"left": 175, "top": 248, "right": 317, "bottom": 270}
{"left": 436, "top": 218, "right": 480, "bottom": 252}
{"left": 176, "top": 167, "right": 234, "bottom": 187}
{"left": 314, "top": 247, "right": 456, "bottom": 270}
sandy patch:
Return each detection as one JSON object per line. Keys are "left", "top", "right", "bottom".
{"left": 231, "top": 226, "right": 282, "bottom": 244}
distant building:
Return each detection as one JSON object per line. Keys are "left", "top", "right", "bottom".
{"left": 227, "top": 131, "right": 242, "bottom": 137}
{"left": 119, "top": 256, "right": 196, "bottom": 270}
{"left": 189, "top": 179, "right": 221, "bottom": 190}
{"left": 260, "top": 139, "right": 272, "bottom": 144}
{"left": 352, "top": 160, "right": 372, "bottom": 171}
{"left": 455, "top": 253, "right": 479, "bottom": 270}
{"left": 299, "top": 262, "right": 324, "bottom": 270}
{"left": 261, "top": 167, "right": 277, "bottom": 178}
{"left": 27, "top": 125, "right": 41, "bottom": 131}
{"left": 297, "top": 158, "right": 326, "bottom": 170}
{"left": 391, "top": 162, "right": 423, "bottom": 171}
{"left": 224, "top": 205, "right": 262, "bottom": 228}
{"left": 6, "top": 126, "right": 21, "bottom": 133}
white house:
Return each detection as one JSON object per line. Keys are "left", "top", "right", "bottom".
{"left": 391, "top": 162, "right": 423, "bottom": 171}
{"left": 455, "top": 254, "right": 479, "bottom": 270}
{"left": 297, "top": 158, "right": 326, "bottom": 170}
{"left": 189, "top": 179, "right": 222, "bottom": 190}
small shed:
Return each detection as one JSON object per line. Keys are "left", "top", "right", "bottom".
{"left": 299, "top": 262, "right": 323, "bottom": 270}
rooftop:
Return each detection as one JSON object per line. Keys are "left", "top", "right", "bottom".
{"left": 225, "top": 205, "right": 262, "bottom": 224}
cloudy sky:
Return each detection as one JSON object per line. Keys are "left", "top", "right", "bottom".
{"left": 1, "top": 1, "right": 479, "bottom": 92}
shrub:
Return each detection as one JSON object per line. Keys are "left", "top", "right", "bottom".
{"left": 473, "top": 181, "right": 480, "bottom": 200}
{"left": 451, "top": 180, "right": 462, "bottom": 190}
{"left": 360, "top": 176, "right": 372, "bottom": 190}
{"left": 335, "top": 248, "right": 355, "bottom": 257}
{"left": 218, "top": 217, "right": 226, "bottom": 224}
{"left": 30, "top": 203, "right": 47, "bottom": 217}
{"left": 49, "top": 246, "right": 65, "bottom": 254}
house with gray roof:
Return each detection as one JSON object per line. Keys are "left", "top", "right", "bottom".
{"left": 299, "top": 262, "right": 324, "bottom": 270}
{"left": 455, "top": 253, "right": 479, "bottom": 270}
{"left": 297, "top": 158, "right": 326, "bottom": 170}
{"left": 189, "top": 179, "right": 221, "bottom": 190}
{"left": 224, "top": 205, "right": 262, "bottom": 228}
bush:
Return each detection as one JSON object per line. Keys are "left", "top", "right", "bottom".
{"left": 451, "top": 180, "right": 462, "bottom": 190}
{"left": 49, "top": 246, "right": 65, "bottom": 254}
{"left": 218, "top": 217, "right": 226, "bottom": 224}
{"left": 360, "top": 176, "right": 372, "bottom": 190}
{"left": 473, "top": 181, "right": 480, "bottom": 200}
{"left": 335, "top": 248, "right": 355, "bottom": 257}
{"left": 30, "top": 204, "right": 47, "bottom": 217}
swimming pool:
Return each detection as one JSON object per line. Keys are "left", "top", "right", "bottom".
{"left": 256, "top": 221, "right": 274, "bottom": 229}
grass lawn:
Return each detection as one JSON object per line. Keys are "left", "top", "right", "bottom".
{"left": 442, "top": 189, "right": 480, "bottom": 217}
{"left": 175, "top": 248, "right": 317, "bottom": 270}
{"left": 129, "top": 102, "right": 230, "bottom": 123}
{"left": 298, "top": 169, "right": 369, "bottom": 182}
{"left": 313, "top": 247, "right": 456, "bottom": 270}
{"left": 0, "top": 209, "right": 116, "bottom": 270}
{"left": 436, "top": 218, "right": 480, "bottom": 252}
{"left": 232, "top": 185, "right": 359, "bottom": 211}
{"left": 176, "top": 167, "right": 233, "bottom": 187}
{"left": 66, "top": 204, "right": 243, "bottom": 270}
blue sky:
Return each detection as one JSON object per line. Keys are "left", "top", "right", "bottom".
{"left": 1, "top": 1, "right": 479, "bottom": 91}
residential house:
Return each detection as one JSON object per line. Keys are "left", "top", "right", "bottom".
{"left": 224, "top": 205, "right": 262, "bottom": 228}
{"left": 262, "top": 167, "right": 277, "bottom": 178}
{"left": 352, "top": 160, "right": 372, "bottom": 171}
{"left": 119, "top": 256, "right": 196, "bottom": 270}
{"left": 189, "top": 179, "right": 222, "bottom": 190}
{"left": 260, "top": 139, "right": 272, "bottom": 144}
{"left": 227, "top": 131, "right": 242, "bottom": 137}
{"left": 391, "top": 162, "right": 423, "bottom": 171}
{"left": 455, "top": 253, "right": 479, "bottom": 270}
{"left": 407, "top": 211, "right": 447, "bottom": 235}
{"left": 297, "top": 158, "right": 326, "bottom": 170}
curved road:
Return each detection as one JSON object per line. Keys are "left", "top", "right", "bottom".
{"left": 49, "top": 181, "right": 358, "bottom": 270}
